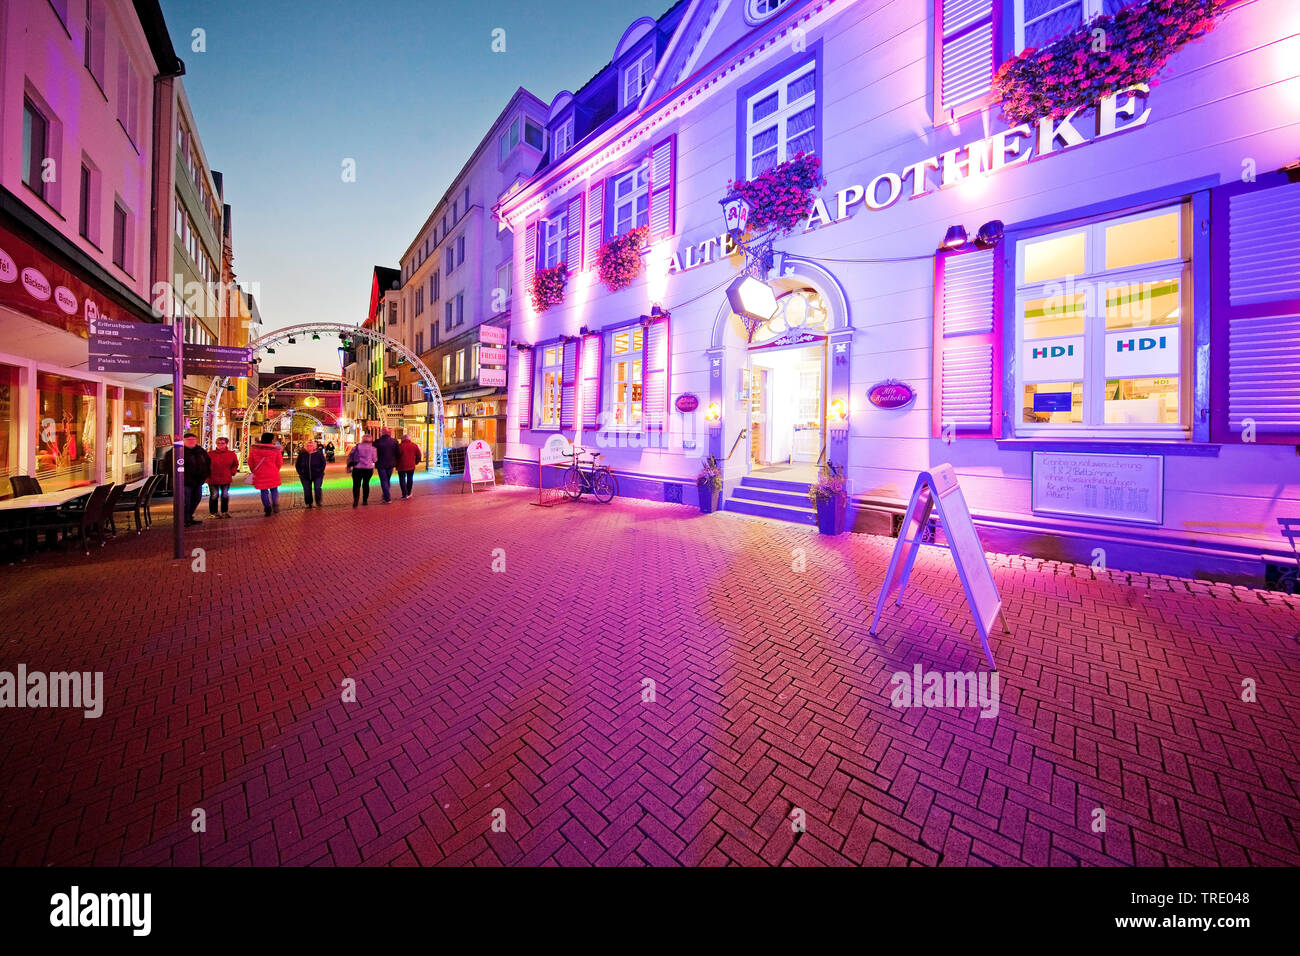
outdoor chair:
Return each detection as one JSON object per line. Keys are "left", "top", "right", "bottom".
{"left": 39, "top": 484, "right": 112, "bottom": 555}
{"left": 142, "top": 474, "right": 162, "bottom": 528}
{"left": 112, "top": 475, "right": 159, "bottom": 534}
{"left": 9, "top": 476, "right": 41, "bottom": 497}
{"left": 1279, "top": 518, "right": 1300, "bottom": 594}
{"left": 99, "top": 483, "right": 126, "bottom": 537}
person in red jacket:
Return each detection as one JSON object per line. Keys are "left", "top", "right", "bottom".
{"left": 207, "top": 436, "right": 240, "bottom": 518}
{"left": 248, "top": 432, "right": 284, "bottom": 517}
{"left": 396, "top": 435, "right": 422, "bottom": 500}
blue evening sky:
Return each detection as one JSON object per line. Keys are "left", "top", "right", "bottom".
{"left": 159, "top": 0, "right": 659, "bottom": 371}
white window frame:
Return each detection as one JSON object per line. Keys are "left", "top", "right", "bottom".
{"left": 553, "top": 117, "right": 574, "bottom": 158}
{"left": 744, "top": 59, "right": 815, "bottom": 179}
{"left": 496, "top": 261, "right": 513, "bottom": 311}
{"left": 543, "top": 210, "right": 568, "bottom": 269}
{"left": 456, "top": 349, "right": 466, "bottom": 382}
{"left": 606, "top": 326, "right": 644, "bottom": 428}
{"left": 1013, "top": 202, "right": 1191, "bottom": 440}
{"left": 539, "top": 345, "right": 564, "bottom": 428}
{"left": 622, "top": 49, "right": 654, "bottom": 107}
{"left": 442, "top": 354, "right": 451, "bottom": 386}
{"left": 1014, "top": 0, "right": 1105, "bottom": 54}
{"left": 746, "top": 0, "right": 793, "bottom": 23}
{"left": 612, "top": 161, "right": 650, "bottom": 235}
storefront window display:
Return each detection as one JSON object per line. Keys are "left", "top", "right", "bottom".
{"left": 121, "top": 390, "right": 149, "bottom": 482}
{"left": 0, "top": 365, "right": 19, "bottom": 498}
{"left": 1016, "top": 204, "right": 1189, "bottom": 434}
{"left": 36, "top": 372, "right": 96, "bottom": 491}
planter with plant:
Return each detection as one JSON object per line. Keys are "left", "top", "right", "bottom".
{"left": 725, "top": 152, "right": 827, "bottom": 236}
{"left": 530, "top": 263, "right": 568, "bottom": 313}
{"left": 597, "top": 225, "right": 650, "bottom": 293}
{"left": 992, "top": 0, "right": 1226, "bottom": 126}
{"left": 808, "top": 460, "right": 848, "bottom": 535}
{"left": 697, "top": 455, "right": 723, "bottom": 514}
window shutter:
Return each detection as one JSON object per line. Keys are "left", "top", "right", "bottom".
{"left": 523, "top": 219, "right": 537, "bottom": 290}
{"left": 560, "top": 338, "right": 579, "bottom": 428}
{"left": 931, "top": 245, "right": 1003, "bottom": 439}
{"left": 585, "top": 179, "right": 604, "bottom": 270}
{"left": 935, "top": 0, "right": 996, "bottom": 120}
{"left": 579, "top": 332, "right": 603, "bottom": 429}
{"left": 1211, "top": 172, "right": 1300, "bottom": 444}
{"left": 647, "top": 135, "right": 676, "bottom": 240}
{"left": 565, "top": 194, "right": 583, "bottom": 271}
{"left": 641, "top": 314, "right": 671, "bottom": 431}
{"left": 515, "top": 346, "right": 534, "bottom": 430}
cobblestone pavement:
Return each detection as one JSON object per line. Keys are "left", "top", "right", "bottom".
{"left": 1, "top": 464, "right": 1297, "bottom": 866}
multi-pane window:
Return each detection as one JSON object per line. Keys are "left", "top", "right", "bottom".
{"left": 613, "top": 161, "right": 650, "bottom": 235}
{"left": 1016, "top": 203, "right": 1189, "bottom": 435}
{"left": 22, "top": 99, "right": 49, "bottom": 201}
{"left": 111, "top": 202, "right": 128, "bottom": 271}
{"left": 498, "top": 117, "right": 521, "bottom": 163}
{"left": 609, "top": 327, "right": 644, "bottom": 426}
{"left": 456, "top": 349, "right": 466, "bottom": 382}
{"left": 78, "top": 163, "right": 92, "bottom": 239}
{"left": 1015, "top": 0, "right": 1113, "bottom": 52}
{"left": 415, "top": 288, "right": 424, "bottom": 316}
{"left": 457, "top": 235, "right": 465, "bottom": 265}
{"left": 523, "top": 118, "right": 544, "bottom": 149}
{"left": 747, "top": 0, "right": 793, "bottom": 20}
{"left": 455, "top": 293, "right": 465, "bottom": 326}
{"left": 84, "top": 0, "right": 105, "bottom": 87}
{"left": 446, "top": 241, "right": 456, "bottom": 274}
{"left": 543, "top": 210, "right": 568, "bottom": 269}
{"left": 442, "top": 354, "right": 451, "bottom": 385}
{"left": 623, "top": 50, "right": 654, "bottom": 106}
{"left": 429, "top": 273, "right": 438, "bottom": 305}
{"left": 445, "top": 301, "right": 453, "bottom": 331}
{"left": 471, "top": 344, "right": 480, "bottom": 379}
{"left": 540, "top": 345, "right": 564, "bottom": 427}
{"left": 116, "top": 45, "right": 141, "bottom": 144}
{"left": 496, "top": 262, "right": 513, "bottom": 310}
{"left": 744, "top": 59, "right": 816, "bottom": 177}
{"left": 553, "top": 117, "right": 574, "bottom": 158}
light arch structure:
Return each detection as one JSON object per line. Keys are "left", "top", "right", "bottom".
{"left": 244, "top": 372, "right": 386, "bottom": 462}
{"left": 208, "top": 322, "right": 446, "bottom": 474}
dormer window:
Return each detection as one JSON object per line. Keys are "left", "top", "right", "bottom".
{"left": 746, "top": 0, "right": 793, "bottom": 22}
{"left": 553, "top": 117, "right": 575, "bottom": 159}
{"left": 622, "top": 49, "right": 654, "bottom": 107}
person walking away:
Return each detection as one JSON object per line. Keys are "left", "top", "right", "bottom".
{"left": 249, "top": 432, "right": 283, "bottom": 516}
{"left": 162, "top": 433, "right": 212, "bottom": 527}
{"left": 208, "top": 436, "right": 239, "bottom": 519}
{"left": 348, "top": 433, "right": 378, "bottom": 507}
{"left": 373, "top": 427, "right": 399, "bottom": 503}
{"left": 296, "top": 439, "right": 327, "bottom": 509}
{"left": 397, "top": 434, "right": 422, "bottom": 500}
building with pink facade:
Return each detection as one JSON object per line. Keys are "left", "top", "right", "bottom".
{"left": 497, "top": 0, "right": 1299, "bottom": 583}
{"left": 0, "top": 0, "right": 182, "bottom": 494}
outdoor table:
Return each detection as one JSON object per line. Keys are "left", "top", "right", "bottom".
{"left": 0, "top": 486, "right": 97, "bottom": 555}
{"left": 0, "top": 486, "right": 98, "bottom": 511}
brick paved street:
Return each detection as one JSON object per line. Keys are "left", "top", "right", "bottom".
{"left": 1, "top": 463, "right": 1297, "bottom": 866}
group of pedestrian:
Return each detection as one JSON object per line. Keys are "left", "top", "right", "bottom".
{"left": 346, "top": 427, "right": 421, "bottom": 506}
{"left": 161, "top": 427, "right": 423, "bottom": 524}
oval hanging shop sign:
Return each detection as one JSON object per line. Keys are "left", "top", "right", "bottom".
{"left": 868, "top": 380, "right": 916, "bottom": 409}
{"left": 675, "top": 393, "right": 700, "bottom": 413}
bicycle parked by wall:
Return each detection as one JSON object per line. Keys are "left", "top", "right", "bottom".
{"left": 563, "top": 445, "right": 618, "bottom": 503}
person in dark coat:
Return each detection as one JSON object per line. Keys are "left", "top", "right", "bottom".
{"left": 373, "top": 427, "right": 399, "bottom": 503}
{"left": 295, "top": 439, "right": 327, "bottom": 509}
{"left": 161, "top": 432, "right": 212, "bottom": 527}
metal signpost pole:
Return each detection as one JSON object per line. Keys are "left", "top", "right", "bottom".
{"left": 172, "top": 316, "right": 184, "bottom": 560}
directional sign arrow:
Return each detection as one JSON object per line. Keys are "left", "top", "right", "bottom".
{"left": 87, "top": 318, "right": 173, "bottom": 340}
{"left": 89, "top": 355, "right": 175, "bottom": 374}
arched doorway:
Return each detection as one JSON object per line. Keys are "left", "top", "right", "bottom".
{"left": 206, "top": 322, "right": 447, "bottom": 475}
{"left": 707, "top": 257, "right": 853, "bottom": 485}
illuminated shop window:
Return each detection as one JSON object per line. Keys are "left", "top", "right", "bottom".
{"left": 1016, "top": 204, "right": 1189, "bottom": 436}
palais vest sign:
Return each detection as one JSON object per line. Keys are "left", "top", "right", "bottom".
{"left": 668, "top": 86, "right": 1152, "bottom": 277}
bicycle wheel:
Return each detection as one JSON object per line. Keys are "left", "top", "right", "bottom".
{"left": 563, "top": 465, "right": 583, "bottom": 499}
{"left": 592, "top": 468, "right": 618, "bottom": 503}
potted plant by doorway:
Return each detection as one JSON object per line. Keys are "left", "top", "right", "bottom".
{"left": 808, "top": 461, "right": 848, "bottom": 535}
{"left": 697, "top": 456, "right": 723, "bottom": 514}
